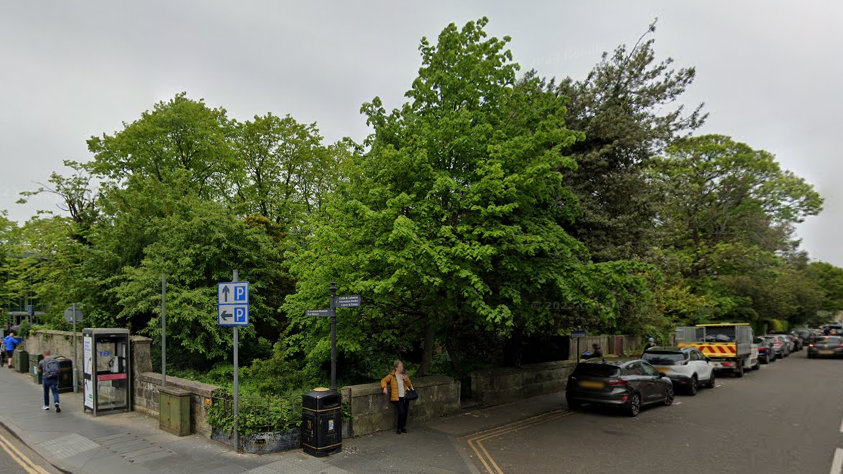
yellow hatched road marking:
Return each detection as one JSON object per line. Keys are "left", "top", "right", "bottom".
{"left": 466, "top": 409, "right": 573, "bottom": 474}
{"left": 0, "top": 433, "right": 51, "bottom": 474}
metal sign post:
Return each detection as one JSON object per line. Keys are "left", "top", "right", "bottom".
{"left": 306, "top": 281, "right": 361, "bottom": 391}
{"left": 161, "top": 274, "right": 166, "bottom": 388}
{"left": 217, "top": 272, "right": 249, "bottom": 452}
{"left": 63, "top": 305, "right": 84, "bottom": 393}
{"left": 572, "top": 330, "right": 586, "bottom": 363}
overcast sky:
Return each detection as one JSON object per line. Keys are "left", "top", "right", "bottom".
{"left": 1, "top": 1, "right": 841, "bottom": 264}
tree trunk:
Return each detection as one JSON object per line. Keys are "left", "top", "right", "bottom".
{"left": 445, "top": 340, "right": 465, "bottom": 380}
{"left": 417, "top": 324, "right": 436, "bottom": 376}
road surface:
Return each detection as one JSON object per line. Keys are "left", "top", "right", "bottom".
{"left": 0, "top": 421, "right": 61, "bottom": 474}
{"left": 466, "top": 351, "right": 843, "bottom": 474}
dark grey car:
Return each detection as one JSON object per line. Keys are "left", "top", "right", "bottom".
{"left": 565, "top": 360, "right": 674, "bottom": 417}
{"left": 807, "top": 336, "right": 843, "bottom": 359}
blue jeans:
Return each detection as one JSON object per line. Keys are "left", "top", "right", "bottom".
{"left": 43, "top": 376, "right": 59, "bottom": 406}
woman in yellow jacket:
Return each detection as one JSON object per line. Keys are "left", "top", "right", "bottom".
{"left": 381, "top": 360, "right": 414, "bottom": 434}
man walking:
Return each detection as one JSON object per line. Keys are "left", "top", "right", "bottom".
{"left": 36, "top": 350, "right": 61, "bottom": 413}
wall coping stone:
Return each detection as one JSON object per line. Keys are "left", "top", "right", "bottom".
{"left": 344, "top": 375, "right": 455, "bottom": 396}
{"left": 139, "top": 372, "right": 218, "bottom": 398}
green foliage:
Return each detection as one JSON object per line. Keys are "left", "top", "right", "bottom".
{"left": 206, "top": 390, "right": 303, "bottom": 434}
{"left": 285, "top": 18, "right": 654, "bottom": 376}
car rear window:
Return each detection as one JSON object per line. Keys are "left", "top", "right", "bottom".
{"left": 818, "top": 337, "right": 842, "bottom": 344}
{"left": 642, "top": 353, "right": 685, "bottom": 364}
{"left": 573, "top": 364, "right": 621, "bottom": 378}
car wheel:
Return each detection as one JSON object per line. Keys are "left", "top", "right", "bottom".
{"left": 687, "top": 376, "right": 698, "bottom": 396}
{"left": 663, "top": 385, "right": 674, "bottom": 406}
{"left": 706, "top": 371, "right": 716, "bottom": 389}
{"left": 625, "top": 393, "right": 641, "bottom": 417}
{"left": 567, "top": 399, "right": 583, "bottom": 410}
{"left": 761, "top": 357, "right": 769, "bottom": 365}
{"left": 808, "top": 354, "right": 815, "bottom": 359}
{"left": 734, "top": 362, "right": 744, "bottom": 378}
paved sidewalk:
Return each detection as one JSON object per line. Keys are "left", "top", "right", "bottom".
{"left": 0, "top": 367, "right": 567, "bottom": 474}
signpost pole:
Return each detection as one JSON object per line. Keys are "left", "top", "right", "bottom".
{"left": 330, "top": 281, "right": 337, "bottom": 391}
{"left": 233, "top": 270, "right": 240, "bottom": 452}
{"left": 577, "top": 338, "right": 580, "bottom": 363}
{"left": 72, "top": 303, "right": 78, "bottom": 393}
{"left": 161, "top": 274, "right": 166, "bottom": 388}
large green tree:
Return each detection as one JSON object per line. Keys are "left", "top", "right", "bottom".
{"left": 554, "top": 21, "right": 705, "bottom": 263}
{"left": 284, "top": 18, "right": 653, "bottom": 377}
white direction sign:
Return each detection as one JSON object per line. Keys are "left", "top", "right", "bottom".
{"left": 219, "top": 304, "right": 249, "bottom": 327}
{"left": 218, "top": 282, "right": 249, "bottom": 305}
{"left": 218, "top": 281, "right": 250, "bottom": 327}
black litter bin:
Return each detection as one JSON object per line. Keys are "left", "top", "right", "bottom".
{"left": 55, "top": 357, "right": 73, "bottom": 393}
{"left": 301, "top": 388, "right": 342, "bottom": 457}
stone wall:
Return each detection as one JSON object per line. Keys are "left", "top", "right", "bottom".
{"left": 135, "top": 372, "right": 218, "bottom": 437}
{"left": 24, "top": 330, "right": 152, "bottom": 391}
{"left": 470, "top": 360, "right": 577, "bottom": 407}
{"left": 344, "top": 375, "right": 460, "bottom": 436}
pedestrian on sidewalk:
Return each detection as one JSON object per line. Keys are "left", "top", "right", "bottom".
{"left": 3, "top": 332, "right": 22, "bottom": 368}
{"left": 381, "top": 360, "right": 413, "bottom": 435}
{"left": 36, "top": 350, "right": 61, "bottom": 413}
{"left": 643, "top": 338, "right": 657, "bottom": 355}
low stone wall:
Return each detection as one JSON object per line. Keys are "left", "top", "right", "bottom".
{"left": 470, "top": 360, "right": 577, "bottom": 407}
{"left": 344, "top": 375, "right": 460, "bottom": 436}
{"left": 24, "top": 330, "right": 152, "bottom": 392}
{"left": 135, "top": 372, "right": 218, "bottom": 437}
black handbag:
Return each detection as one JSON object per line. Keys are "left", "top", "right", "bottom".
{"left": 405, "top": 388, "right": 418, "bottom": 401}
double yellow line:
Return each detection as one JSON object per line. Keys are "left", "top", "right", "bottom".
{"left": 0, "top": 432, "right": 51, "bottom": 474}
{"left": 465, "top": 409, "right": 573, "bottom": 474}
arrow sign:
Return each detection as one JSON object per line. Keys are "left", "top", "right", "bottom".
{"left": 218, "top": 282, "right": 249, "bottom": 305}
{"left": 219, "top": 304, "right": 249, "bottom": 326}
{"left": 306, "top": 309, "right": 333, "bottom": 317}
{"left": 334, "top": 295, "right": 361, "bottom": 308}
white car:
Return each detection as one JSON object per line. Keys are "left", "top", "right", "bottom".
{"left": 642, "top": 347, "right": 715, "bottom": 395}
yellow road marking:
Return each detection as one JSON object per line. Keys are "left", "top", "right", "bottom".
{"left": 465, "top": 409, "right": 573, "bottom": 474}
{"left": 0, "top": 433, "right": 51, "bottom": 474}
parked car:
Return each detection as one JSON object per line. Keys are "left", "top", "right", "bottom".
{"left": 783, "top": 334, "right": 803, "bottom": 351}
{"left": 566, "top": 360, "right": 674, "bottom": 417}
{"left": 807, "top": 336, "right": 843, "bottom": 359}
{"left": 755, "top": 337, "right": 776, "bottom": 364}
{"left": 792, "top": 328, "right": 813, "bottom": 346}
{"left": 641, "top": 347, "right": 715, "bottom": 395}
{"left": 763, "top": 335, "right": 788, "bottom": 358}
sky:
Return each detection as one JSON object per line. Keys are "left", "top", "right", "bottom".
{"left": 1, "top": 1, "right": 841, "bottom": 264}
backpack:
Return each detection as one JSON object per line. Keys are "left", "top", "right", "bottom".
{"left": 42, "top": 359, "right": 60, "bottom": 378}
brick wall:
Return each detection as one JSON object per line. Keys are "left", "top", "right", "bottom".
{"left": 343, "top": 375, "right": 461, "bottom": 436}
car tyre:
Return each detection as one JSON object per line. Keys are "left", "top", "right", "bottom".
{"left": 567, "top": 399, "right": 583, "bottom": 410}
{"left": 625, "top": 393, "right": 641, "bottom": 417}
{"left": 734, "top": 363, "right": 744, "bottom": 378}
{"left": 705, "top": 371, "right": 716, "bottom": 389}
{"left": 687, "top": 376, "right": 698, "bottom": 396}
{"left": 761, "top": 357, "right": 769, "bottom": 365}
{"left": 663, "top": 385, "right": 674, "bottom": 406}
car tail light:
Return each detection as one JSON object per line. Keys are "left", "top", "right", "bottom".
{"left": 721, "top": 362, "right": 735, "bottom": 367}
{"left": 607, "top": 378, "right": 628, "bottom": 386}
{"left": 837, "top": 345, "right": 843, "bottom": 349}
{"left": 809, "top": 344, "right": 815, "bottom": 348}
